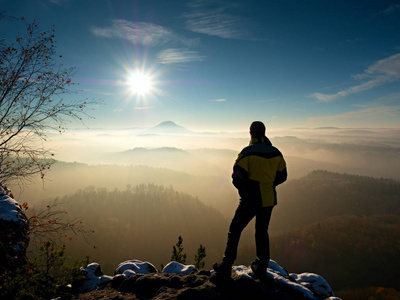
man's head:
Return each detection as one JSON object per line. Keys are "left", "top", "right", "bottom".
{"left": 250, "top": 121, "right": 266, "bottom": 138}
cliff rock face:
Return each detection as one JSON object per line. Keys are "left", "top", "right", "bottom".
{"left": 0, "top": 183, "right": 30, "bottom": 272}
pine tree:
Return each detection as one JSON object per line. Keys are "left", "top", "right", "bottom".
{"left": 194, "top": 244, "right": 206, "bottom": 269}
{"left": 171, "top": 235, "right": 186, "bottom": 264}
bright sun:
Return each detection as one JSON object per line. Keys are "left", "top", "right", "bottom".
{"left": 127, "top": 72, "right": 153, "bottom": 95}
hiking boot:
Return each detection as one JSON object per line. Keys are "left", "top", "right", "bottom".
{"left": 251, "top": 259, "right": 267, "bottom": 280}
{"left": 212, "top": 261, "right": 232, "bottom": 278}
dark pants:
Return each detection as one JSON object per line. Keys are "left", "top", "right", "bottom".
{"left": 223, "top": 199, "right": 273, "bottom": 265}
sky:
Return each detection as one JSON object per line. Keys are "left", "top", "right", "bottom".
{"left": 1, "top": 0, "right": 400, "bottom": 131}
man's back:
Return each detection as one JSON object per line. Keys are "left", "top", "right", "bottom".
{"left": 238, "top": 142, "right": 284, "bottom": 183}
{"left": 233, "top": 138, "right": 287, "bottom": 207}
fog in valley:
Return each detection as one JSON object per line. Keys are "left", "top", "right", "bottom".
{"left": 9, "top": 122, "right": 400, "bottom": 290}
{"left": 15, "top": 122, "right": 400, "bottom": 206}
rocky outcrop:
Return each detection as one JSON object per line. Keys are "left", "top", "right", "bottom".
{"left": 73, "top": 260, "right": 341, "bottom": 300}
{"left": 0, "top": 183, "right": 29, "bottom": 273}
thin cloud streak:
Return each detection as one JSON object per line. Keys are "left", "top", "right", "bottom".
{"left": 380, "top": 4, "right": 400, "bottom": 15}
{"left": 210, "top": 98, "right": 227, "bottom": 102}
{"left": 308, "top": 106, "right": 400, "bottom": 124}
{"left": 91, "top": 19, "right": 194, "bottom": 47}
{"left": 311, "top": 53, "right": 400, "bottom": 102}
{"left": 49, "top": 0, "right": 69, "bottom": 6}
{"left": 134, "top": 106, "right": 153, "bottom": 110}
{"left": 183, "top": 1, "right": 255, "bottom": 40}
{"left": 157, "top": 48, "right": 205, "bottom": 64}
{"left": 375, "top": 93, "right": 400, "bottom": 104}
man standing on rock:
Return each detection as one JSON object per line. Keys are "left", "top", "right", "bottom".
{"left": 214, "top": 121, "right": 287, "bottom": 279}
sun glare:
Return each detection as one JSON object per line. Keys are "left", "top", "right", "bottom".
{"left": 127, "top": 72, "right": 153, "bottom": 95}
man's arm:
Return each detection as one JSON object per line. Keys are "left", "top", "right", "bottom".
{"left": 274, "top": 167, "right": 287, "bottom": 186}
{"left": 274, "top": 156, "right": 287, "bottom": 186}
{"left": 232, "top": 164, "right": 248, "bottom": 190}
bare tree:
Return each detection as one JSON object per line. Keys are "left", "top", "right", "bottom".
{"left": 26, "top": 198, "right": 92, "bottom": 249}
{"left": 0, "top": 16, "right": 99, "bottom": 185}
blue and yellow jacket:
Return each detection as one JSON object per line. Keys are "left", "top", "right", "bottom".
{"left": 232, "top": 136, "right": 287, "bottom": 207}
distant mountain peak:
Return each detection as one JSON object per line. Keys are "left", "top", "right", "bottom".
{"left": 139, "top": 121, "right": 192, "bottom": 136}
{"left": 154, "top": 121, "right": 184, "bottom": 128}
{"left": 157, "top": 121, "right": 178, "bottom": 126}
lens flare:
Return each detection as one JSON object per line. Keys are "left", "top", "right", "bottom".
{"left": 114, "top": 62, "right": 163, "bottom": 112}
{"left": 126, "top": 71, "right": 153, "bottom": 95}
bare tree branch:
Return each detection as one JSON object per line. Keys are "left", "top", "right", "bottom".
{"left": 26, "top": 198, "right": 92, "bottom": 253}
{"left": 0, "top": 18, "right": 100, "bottom": 185}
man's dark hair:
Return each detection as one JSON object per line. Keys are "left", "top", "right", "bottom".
{"left": 250, "top": 121, "right": 266, "bottom": 138}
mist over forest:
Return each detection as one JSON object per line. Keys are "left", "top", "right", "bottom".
{"left": 8, "top": 121, "right": 400, "bottom": 293}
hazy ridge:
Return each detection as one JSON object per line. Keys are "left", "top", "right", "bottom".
{"left": 271, "top": 170, "right": 400, "bottom": 233}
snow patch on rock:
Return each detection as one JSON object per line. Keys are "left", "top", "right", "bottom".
{"left": 0, "top": 192, "right": 25, "bottom": 223}
{"left": 290, "top": 272, "right": 335, "bottom": 299}
{"left": 78, "top": 263, "right": 112, "bottom": 293}
{"left": 115, "top": 259, "right": 158, "bottom": 276}
{"left": 162, "top": 261, "right": 197, "bottom": 274}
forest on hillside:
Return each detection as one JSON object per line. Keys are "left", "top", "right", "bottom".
{"left": 270, "top": 215, "right": 400, "bottom": 291}
{"left": 241, "top": 171, "right": 400, "bottom": 293}
{"left": 270, "top": 170, "right": 400, "bottom": 233}
{"left": 23, "top": 162, "right": 237, "bottom": 216}
{"left": 239, "top": 214, "right": 400, "bottom": 293}
{"left": 30, "top": 184, "right": 229, "bottom": 274}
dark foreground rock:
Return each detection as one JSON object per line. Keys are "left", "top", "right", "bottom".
{"left": 70, "top": 260, "right": 339, "bottom": 299}
{"left": 0, "top": 183, "right": 29, "bottom": 272}
{"left": 73, "top": 271, "right": 328, "bottom": 300}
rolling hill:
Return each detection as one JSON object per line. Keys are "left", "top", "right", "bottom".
{"left": 51, "top": 184, "right": 229, "bottom": 274}
{"left": 271, "top": 214, "right": 400, "bottom": 291}
{"left": 271, "top": 170, "right": 400, "bottom": 233}
{"left": 238, "top": 171, "right": 400, "bottom": 292}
